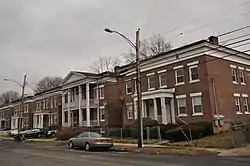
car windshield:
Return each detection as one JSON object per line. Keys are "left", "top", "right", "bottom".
{"left": 90, "top": 132, "right": 103, "bottom": 138}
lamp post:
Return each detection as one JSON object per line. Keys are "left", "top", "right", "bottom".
{"left": 4, "top": 74, "right": 27, "bottom": 140}
{"left": 105, "top": 28, "right": 143, "bottom": 148}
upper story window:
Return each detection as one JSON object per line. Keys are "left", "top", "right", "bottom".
{"left": 189, "top": 65, "right": 199, "bottom": 82}
{"left": 147, "top": 73, "right": 155, "bottom": 90}
{"left": 158, "top": 70, "right": 167, "bottom": 88}
{"left": 100, "top": 106, "right": 105, "bottom": 121}
{"left": 36, "top": 102, "right": 39, "bottom": 111}
{"left": 64, "top": 93, "right": 68, "bottom": 104}
{"left": 175, "top": 68, "right": 184, "bottom": 85}
{"left": 46, "top": 99, "right": 49, "bottom": 109}
{"left": 54, "top": 97, "right": 58, "bottom": 107}
{"left": 125, "top": 81, "right": 132, "bottom": 94}
{"left": 239, "top": 67, "right": 246, "bottom": 85}
{"left": 126, "top": 103, "right": 133, "bottom": 119}
{"left": 43, "top": 100, "right": 45, "bottom": 110}
{"left": 99, "top": 86, "right": 104, "bottom": 99}
{"left": 230, "top": 65, "right": 237, "bottom": 84}
{"left": 51, "top": 98, "right": 54, "bottom": 108}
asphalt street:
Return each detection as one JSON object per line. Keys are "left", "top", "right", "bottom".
{"left": 1, "top": 140, "right": 250, "bottom": 166}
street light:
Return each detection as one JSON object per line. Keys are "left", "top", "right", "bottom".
{"left": 4, "top": 74, "right": 27, "bottom": 141}
{"left": 105, "top": 28, "right": 143, "bottom": 148}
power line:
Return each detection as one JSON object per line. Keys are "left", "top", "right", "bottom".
{"left": 216, "top": 25, "right": 250, "bottom": 37}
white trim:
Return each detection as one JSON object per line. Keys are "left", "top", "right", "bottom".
{"left": 99, "top": 106, "right": 105, "bottom": 109}
{"left": 237, "top": 112, "right": 243, "bottom": 115}
{"left": 242, "top": 94, "right": 248, "bottom": 97}
{"left": 192, "top": 113, "right": 203, "bottom": 116}
{"left": 159, "top": 85, "right": 168, "bottom": 88}
{"left": 99, "top": 85, "right": 104, "bottom": 88}
{"left": 241, "top": 83, "right": 247, "bottom": 85}
{"left": 190, "top": 80, "right": 200, "bottom": 84}
{"left": 234, "top": 93, "right": 240, "bottom": 97}
{"left": 125, "top": 81, "right": 132, "bottom": 95}
{"left": 190, "top": 92, "right": 202, "bottom": 97}
{"left": 245, "top": 112, "right": 250, "bottom": 115}
{"left": 126, "top": 102, "right": 133, "bottom": 106}
{"left": 126, "top": 103, "right": 134, "bottom": 120}
{"left": 158, "top": 72, "right": 167, "bottom": 88}
{"left": 233, "top": 81, "right": 238, "bottom": 84}
{"left": 147, "top": 74, "right": 155, "bottom": 90}
{"left": 175, "top": 68, "right": 184, "bottom": 85}
{"left": 146, "top": 73, "right": 155, "bottom": 76}
{"left": 173, "top": 65, "right": 183, "bottom": 70}
{"left": 178, "top": 114, "right": 188, "bottom": 117}
{"left": 238, "top": 66, "right": 244, "bottom": 70}
{"left": 176, "top": 94, "right": 186, "bottom": 99}
{"left": 175, "top": 82, "right": 185, "bottom": 86}
{"left": 246, "top": 68, "right": 250, "bottom": 72}
{"left": 230, "top": 64, "right": 237, "bottom": 68}
{"left": 187, "top": 60, "right": 199, "bottom": 66}
{"left": 176, "top": 97, "right": 187, "bottom": 116}
{"left": 157, "top": 69, "right": 167, "bottom": 74}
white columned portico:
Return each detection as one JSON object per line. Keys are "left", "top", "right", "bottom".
{"left": 96, "top": 86, "right": 100, "bottom": 126}
{"left": 153, "top": 99, "right": 158, "bottom": 120}
{"left": 170, "top": 98, "right": 176, "bottom": 123}
{"left": 134, "top": 101, "right": 137, "bottom": 119}
{"left": 67, "top": 89, "right": 71, "bottom": 127}
{"left": 40, "top": 115, "right": 44, "bottom": 128}
{"left": 78, "top": 85, "right": 83, "bottom": 126}
{"left": 62, "top": 94, "right": 65, "bottom": 127}
{"left": 86, "top": 83, "right": 90, "bottom": 127}
{"left": 141, "top": 100, "right": 145, "bottom": 117}
{"left": 160, "top": 97, "right": 167, "bottom": 124}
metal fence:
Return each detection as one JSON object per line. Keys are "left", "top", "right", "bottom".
{"left": 231, "top": 122, "right": 250, "bottom": 148}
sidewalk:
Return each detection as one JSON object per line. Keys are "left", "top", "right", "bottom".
{"left": 219, "top": 145, "right": 250, "bottom": 156}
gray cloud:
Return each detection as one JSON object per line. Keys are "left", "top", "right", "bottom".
{"left": 0, "top": 0, "right": 249, "bottom": 94}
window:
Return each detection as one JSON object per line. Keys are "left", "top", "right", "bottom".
{"left": 64, "top": 111, "right": 68, "bottom": 123}
{"left": 125, "top": 81, "right": 132, "bottom": 94}
{"left": 37, "top": 115, "right": 39, "bottom": 125}
{"left": 100, "top": 107, "right": 105, "bottom": 121}
{"left": 148, "top": 75, "right": 155, "bottom": 90}
{"left": 189, "top": 65, "right": 199, "bottom": 82}
{"left": 134, "top": 79, "right": 137, "bottom": 93}
{"left": 126, "top": 104, "right": 133, "bottom": 119}
{"left": 243, "top": 97, "right": 249, "bottom": 113}
{"left": 177, "top": 98, "right": 187, "bottom": 116}
{"left": 51, "top": 98, "right": 54, "bottom": 108}
{"left": 54, "top": 97, "right": 58, "bottom": 107}
{"left": 159, "top": 72, "right": 167, "bottom": 87}
{"left": 192, "top": 96, "right": 203, "bottom": 114}
{"left": 235, "top": 97, "right": 241, "bottom": 113}
{"left": 46, "top": 99, "right": 49, "bottom": 109}
{"left": 43, "top": 100, "right": 45, "bottom": 109}
{"left": 231, "top": 68, "right": 237, "bottom": 83}
{"left": 99, "top": 87, "right": 104, "bottom": 99}
{"left": 175, "top": 69, "right": 184, "bottom": 84}
{"left": 239, "top": 70, "right": 245, "bottom": 84}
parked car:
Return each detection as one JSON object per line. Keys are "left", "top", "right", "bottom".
{"left": 22, "top": 128, "right": 46, "bottom": 138}
{"left": 68, "top": 132, "right": 113, "bottom": 151}
{"left": 45, "top": 126, "right": 58, "bottom": 137}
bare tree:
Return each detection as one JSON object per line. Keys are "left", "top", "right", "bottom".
{"left": 90, "top": 56, "right": 121, "bottom": 73}
{"left": 123, "top": 34, "right": 172, "bottom": 63}
{"left": 35, "top": 76, "right": 62, "bottom": 93}
{"left": 0, "top": 91, "right": 20, "bottom": 104}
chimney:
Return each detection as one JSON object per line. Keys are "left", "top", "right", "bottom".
{"left": 208, "top": 36, "right": 219, "bottom": 45}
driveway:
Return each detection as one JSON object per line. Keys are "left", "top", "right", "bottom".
{"left": 1, "top": 140, "right": 250, "bottom": 166}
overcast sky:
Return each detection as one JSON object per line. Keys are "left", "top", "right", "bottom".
{"left": 0, "top": 0, "right": 249, "bottom": 95}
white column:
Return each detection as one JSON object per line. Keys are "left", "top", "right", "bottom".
{"left": 170, "top": 98, "right": 176, "bottom": 123}
{"left": 86, "top": 83, "right": 90, "bottom": 127}
{"left": 134, "top": 101, "right": 137, "bottom": 119}
{"left": 79, "top": 85, "right": 83, "bottom": 126}
{"left": 161, "top": 97, "right": 167, "bottom": 124}
{"left": 62, "top": 93, "right": 65, "bottom": 127}
{"left": 96, "top": 87, "right": 100, "bottom": 126}
{"left": 141, "top": 100, "right": 145, "bottom": 117}
{"left": 153, "top": 99, "right": 158, "bottom": 120}
{"left": 41, "top": 115, "right": 44, "bottom": 129}
{"left": 68, "top": 89, "right": 71, "bottom": 127}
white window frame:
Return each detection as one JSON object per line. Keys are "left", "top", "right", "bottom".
{"left": 147, "top": 73, "right": 155, "bottom": 90}
{"left": 190, "top": 92, "right": 203, "bottom": 116}
{"left": 99, "top": 106, "right": 105, "bottom": 121}
{"left": 125, "top": 81, "right": 132, "bottom": 95}
{"left": 99, "top": 86, "right": 104, "bottom": 99}
{"left": 175, "top": 67, "right": 184, "bottom": 86}
{"left": 126, "top": 103, "right": 134, "bottom": 119}
{"left": 234, "top": 93, "right": 242, "bottom": 114}
{"left": 230, "top": 65, "right": 238, "bottom": 84}
{"left": 176, "top": 95, "right": 187, "bottom": 117}
{"left": 158, "top": 70, "right": 167, "bottom": 88}
{"left": 242, "top": 94, "right": 249, "bottom": 114}
{"left": 134, "top": 78, "right": 137, "bottom": 94}
{"left": 189, "top": 65, "right": 199, "bottom": 83}
{"left": 239, "top": 69, "right": 246, "bottom": 85}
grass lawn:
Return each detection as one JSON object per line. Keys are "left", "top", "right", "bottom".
{"left": 160, "top": 133, "right": 234, "bottom": 149}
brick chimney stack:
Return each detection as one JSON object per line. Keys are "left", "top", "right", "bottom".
{"left": 208, "top": 36, "right": 219, "bottom": 45}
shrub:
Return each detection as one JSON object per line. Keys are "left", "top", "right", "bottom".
{"left": 165, "top": 121, "right": 213, "bottom": 142}
{"left": 131, "top": 117, "right": 159, "bottom": 128}
{"left": 149, "top": 124, "right": 178, "bottom": 139}
{"left": 55, "top": 127, "right": 99, "bottom": 140}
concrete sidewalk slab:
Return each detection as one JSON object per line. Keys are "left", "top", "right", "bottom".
{"left": 219, "top": 145, "right": 250, "bottom": 156}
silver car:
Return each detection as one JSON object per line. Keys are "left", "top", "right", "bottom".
{"left": 68, "top": 132, "right": 113, "bottom": 151}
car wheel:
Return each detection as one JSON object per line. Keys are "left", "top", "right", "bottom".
{"left": 85, "top": 142, "right": 91, "bottom": 151}
{"left": 68, "top": 141, "right": 74, "bottom": 149}
{"left": 51, "top": 132, "right": 56, "bottom": 138}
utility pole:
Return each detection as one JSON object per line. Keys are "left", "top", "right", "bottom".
{"left": 17, "top": 74, "right": 27, "bottom": 139}
{"left": 135, "top": 28, "right": 143, "bottom": 148}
